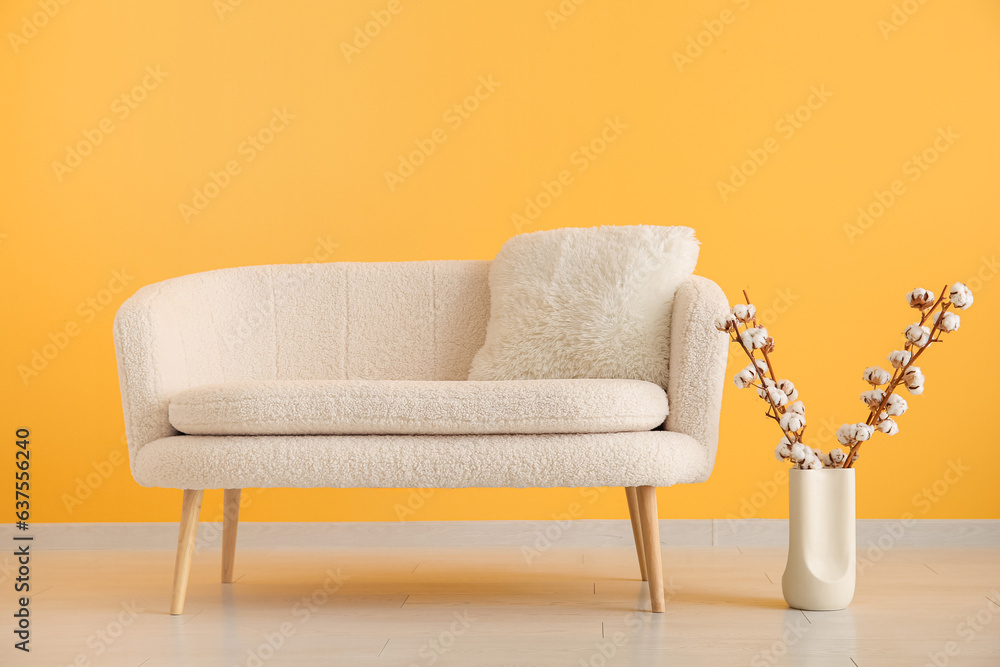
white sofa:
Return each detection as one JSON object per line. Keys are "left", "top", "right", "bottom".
{"left": 113, "top": 260, "right": 728, "bottom": 614}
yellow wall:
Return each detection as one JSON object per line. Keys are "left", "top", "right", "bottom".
{"left": 2, "top": 0, "right": 997, "bottom": 523}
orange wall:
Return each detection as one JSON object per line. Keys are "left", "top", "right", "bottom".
{"left": 2, "top": 0, "right": 997, "bottom": 523}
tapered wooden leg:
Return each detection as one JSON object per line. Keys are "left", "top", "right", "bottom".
{"left": 222, "top": 489, "right": 241, "bottom": 584}
{"left": 170, "top": 489, "right": 203, "bottom": 615}
{"left": 637, "top": 486, "right": 665, "bottom": 613}
{"left": 625, "top": 487, "right": 648, "bottom": 581}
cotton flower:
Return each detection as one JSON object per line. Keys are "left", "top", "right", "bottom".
{"left": 803, "top": 450, "right": 824, "bottom": 470}
{"left": 904, "top": 323, "right": 931, "bottom": 348}
{"left": 906, "top": 288, "right": 936, "bottom": 309}
{"left": 776, "top": 379, "right": 798, "bottom": 401}
{"left": 788, "top": 400, "right": 805, "bottom": 415}
{"left": 933, "top": 311, "right": 961, "bottom": 332}
{"left": 888, "top": 350, "right": 912, "bottom": 369}
{"left": 860, "top": 389, "right": 886, "bottom": 408}
{"left": 822, "top": 448, "right": 847, "bottom": 467}
{"left": 837, "top": 422, "right": 874, "bottom": 445}
{"left": 740, "top": 327, "right": 769, "bottom": 349}
{"left": 731, "top": 304, "right": 756, "bottom": 322}
{"left": 756, "top": 378, "right": 788, "bottom": 406}
{"left": 789, "top": 443, "right": 808, "bottom": 463}
{"left": 775, "top": 436, "right": 794, "bottom": 461}
{"left": 862, "top": 366, "right": 892, "bottom": 386}
{"left": 949, "top": 282, "right": 974, "bottom": 310}
{"left": 779, "top": 411, "right": 806, "bottom": 432}
{"left": 762, "top": 336, "right": 776, "bottom": 353}
{"left": 765, "top": 385, "right": 788, "bottom": 407}
{"left": 715, "top": 314, "right": 739, "bottom": 332}
{"left": 877, "top": 418, "right": 899, "bottom": 435}
{"left": 903, "top": 367, "right": 925, "bottom": 395}
{"left": 885, "top": 394, "right": 908, "bottom": 416}
{"left": 733, "top": 366, "right": 756, "bottom": 389}
{"left": 753, "top": 359, "right": 769, "bottom": 375}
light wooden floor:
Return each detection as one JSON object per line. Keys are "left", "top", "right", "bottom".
{"left": 13, "top": 543, "right": 1000, "bottom": 666}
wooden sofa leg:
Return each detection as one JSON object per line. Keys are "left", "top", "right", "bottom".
{"left": 170, "top": 489, "right": 203, "bottom": 615}
{"left": 624, "top": 487, "right": 648, "bottom": 581}
{"left": 222, "top": 489, "right": 241, "bottom": 584}
{"left": 637, "top": 486, "right": 665, "bottom": 613}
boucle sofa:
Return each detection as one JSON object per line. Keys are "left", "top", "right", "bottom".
{"left": 113, "top": 259, "right": 728, "bottom": 614}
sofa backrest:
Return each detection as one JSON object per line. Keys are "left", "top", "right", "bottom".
{"left": 113, "top": 261, "right": 492, "bottom": 458}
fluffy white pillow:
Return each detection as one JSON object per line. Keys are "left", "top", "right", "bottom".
{"left": 468, "top": 225, "right": 699, "bottom": 387}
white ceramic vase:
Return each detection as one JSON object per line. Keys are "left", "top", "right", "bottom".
{"left": 781, "top": 468, "right": 856, "bottom": 611}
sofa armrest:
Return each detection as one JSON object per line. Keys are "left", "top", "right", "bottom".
{"left": 665, "top": 275, "right": 729, "bottom": 476}
{"left": 113, "top": 282, "right": 198, "bottom": 473}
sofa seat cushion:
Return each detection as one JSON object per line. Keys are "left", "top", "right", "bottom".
{"left": 167, "top": 379, "right": 668, "bottom": 436}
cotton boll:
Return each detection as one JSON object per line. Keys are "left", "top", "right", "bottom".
{"left": 862, "top": 366, "right": 892, "bottom": 386}
{"left": 754, "top": 359, "right": 770, "bottom": 375}
{"left": 789, "top": 443, "right": 808, "bottom": 463}
{"left": 740, "top": 327, "right": 769, "bottom": 349}
{"left": 837, "top": 423, "right": 857, "bottom": 445}
{"left": 775, "top": 436, "right": 794, "bottom": 461}
{"left": 933, "top": 311, "right": 961, "bottom": 332}
{"left": 906, "top": 288, "right": 935, "bottom": 308}
{"left": 780, "top": 411, "right": 806, "bottom": 432}
{"left": 731, "top": 304, "right": 756, "bottom": 322}
{"left": 756, "top": 377, "right": 776, "bottom": 399}
{"left": 885, "top": 394, "right": 908, "bottom": 416}
{"left": 765, "top": 386, "right": 788, "bottom": 406}
{"left": 854, "top": 424, "right": 874, "bottom": 442}
{"left": 888, "top": 350, "right": 912, "bottom": 369}
{"left": 877, "top": 418, "right": 899, "bottom": 435}
{"left": 903, "top": 367, "right": 925, "bottom": 395}
{"left": 860, "top": 389, "right": 886, "bottom": 408}
{"left": 788, "top": 400, "right": 805, "bottom": 416}
{"left": 805, "top": 456, "right": 824, "bottom": 470}
{"left": 733, "top": 367, "right": 756, "bottom": 389}
{"left": 904, "top": 324, "right": 931, "bottom": 348}
{"left": 949, "top": 283, "right": 974, "bottom": 310}
{"left": 827, "top": 448, "right": 847, "bottom": 466}
{"left": 776, "top": 379, "right": 798, "bottom": 401}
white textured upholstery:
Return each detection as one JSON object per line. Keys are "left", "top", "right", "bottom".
{"left": 132, "top": 431, "right": 711, "bottom": 490}
{"left": 113, "top": 260, "right": 729, "bottom": 490}
{"left": 168, "top": 379, "right": 668, "bottom": 435}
